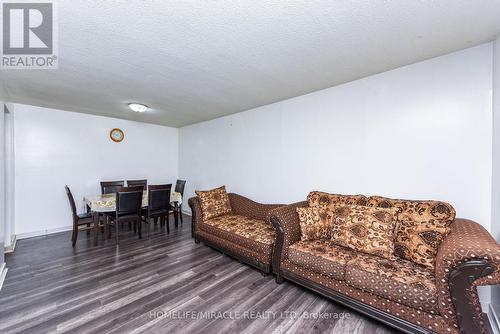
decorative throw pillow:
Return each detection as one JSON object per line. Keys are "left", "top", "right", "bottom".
{"left": 195, "top": 186, "right": 232, "bottom": 221}
{"left": 307, "top": 191, "right": 368, "bottom": 211}
{"left": 330, "top": 205, "right": 399, "bottom": 260}
{"left": 296, "top": 207, "right": 334, "bottom": 241}
{"left": 367, "top": 196, "right": 456, "bottom": 269}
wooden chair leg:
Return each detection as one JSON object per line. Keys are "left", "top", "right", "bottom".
{"left": 179, "top": 205, "right": 183, "bottom": 224}
{"left": 166, "top": 215, "right": 170, "bottom": 234}
{"left": 116, "top": 222, "right": 119, "bottom": 245}
{"left": 108, "top": 221, "right": 112, "bottom": 239}
{"left": 86, "top": 223, "right": 91, "bottom": 236}
{"left": 174, "top": 206, "right": 179, "bottom": 227}
{"left": 147, "top": 217, "right": 150, "bottom": 238}
{"left": 138, "top": 218, "right": 142, "bottom": 239}
{"left": 72, "top": 222, "right": 78, "bottom": 247}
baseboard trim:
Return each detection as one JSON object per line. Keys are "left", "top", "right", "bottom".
{"left": 489, "top": 304, "right": 500, "bottom": 334}
{"left": 4, "top": 235, "right": 17, "bottom": 253}
{"left": 17, "top": 226, "right": 73, "bottom": 240}
{"left": 182, "top": 209, "right": 192, "bottom": 216}
{"left": 17, "top": 213, "right": 191, "bottom": 241}
{"left": 0, "top": 263, "right": 8, "bottom": 291}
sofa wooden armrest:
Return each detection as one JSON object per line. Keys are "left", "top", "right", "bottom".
{"left": 269, "top": 201, "right": 308, "bottom": 282}
{"left": 435, "top": 218, "right": 500, "bottom": 333}
{"left": 188, "top": 196, "right": 203, "bottom": 240}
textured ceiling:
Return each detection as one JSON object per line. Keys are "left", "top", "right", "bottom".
{"left": 1, "top": 1, "right": 500, "bottom": 127}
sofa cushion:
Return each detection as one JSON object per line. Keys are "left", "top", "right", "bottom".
{"left": 199, "top": 214, "right": 275, "bottom": 255}
{"left": 345, "top": 253, "right": 439, "bottom": 314}
{"left": 296, "top": 207, "right": 334, "bottom": 241}
{"left": 288, "top": 240, "right": 357, "bottom": 280}
{"left": 367, "top": 196, "right": 456, "bottom": 269}
{"left": 307, "top": 191, "right": 368, "bottom": 211}
{"left": 196, "top": 185, "right": 232, "bottom": 220}
{"left": 330, "top": 205, "right": 398, "bottom": 260}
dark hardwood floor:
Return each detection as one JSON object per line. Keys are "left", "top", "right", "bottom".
{"left": 0, "top": 215, "right": 400, "bottom": 334}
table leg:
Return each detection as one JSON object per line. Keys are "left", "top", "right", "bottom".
{"left": 174, "top": 203, "right": 179, "bottom": 227}
{"left": 93, "top": 212, "right": 100, "bottom": 246}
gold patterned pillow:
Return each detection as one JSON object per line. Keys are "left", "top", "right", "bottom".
{"left": 331, "top": 205, "right": 399, "bottom": 260}
{"left": 367, "top": 196, "right": 456, "bottom": 269}
{"left": 307, "top": 191, "right": 368, "bottom": 211}
{"left": 195, "top": 186, "right": 232, "bottom": 221}
{"left": 296, "top": 207, "right": 334, "bottom": 241}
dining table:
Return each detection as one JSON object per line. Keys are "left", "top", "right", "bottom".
{"left": 83, "top": 191, "right": 183, "bottom": 245}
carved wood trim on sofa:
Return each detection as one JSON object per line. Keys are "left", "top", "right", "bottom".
{"left": 449, "top": 260, "right": 495, "bottom": 334}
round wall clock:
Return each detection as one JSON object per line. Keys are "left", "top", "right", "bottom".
{"left": 109, "top": 128, "right": 124, "bottom": 142}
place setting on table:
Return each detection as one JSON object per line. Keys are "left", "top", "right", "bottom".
{"left": 66, "top": 179, "right": 186, "bottom": 246}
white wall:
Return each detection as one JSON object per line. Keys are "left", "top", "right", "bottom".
{"left": 4, "top": 104, "right": 15, "bottom": 250}
{"left": 14, "top": 104, "right": 179, "bottom": 237}
{"left": 492, "top": 37, "right": 500, "bottom": 253}
{"left": 0, "top": 103, "right": 5, "bottom": 268}
{"left": 491, "top": 36, "right": 500, "bottom": 319}
{"left": 180, "top": 43, "right": 493, "bottom": 232}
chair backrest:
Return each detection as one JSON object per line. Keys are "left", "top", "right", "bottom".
{"left": 101, "top": 180, "right": 124, "bottom": 194}
{"left": 148, "top": 184, "right": 172, "bottom": 211}
{"left": 65, "top": 185, "right": 78, "bottom": 218}
{"left": 115, "top": 186, "right": 143, "bottom": 215}
{"left": 127, "top": 179, "right": 147, "bottom": 188}
{"left": 175, "top": 179, "right": 186, "bottom": 196}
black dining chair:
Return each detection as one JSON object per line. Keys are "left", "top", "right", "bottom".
{"left": 143, "top": 184, "right": 172, "bottom": 236}
{"left": 172, "top": 179, "right": 186, "bottom": 223}
{"left": 127, "top": 179, "right": 147, "bottom": 189}
{"left": 105, "top": 186, "right": 144, "bottom": 245}
{"left": 100, "top": 180, "right": 125, "bottom": 194}
{"left": 65, "top": 185, "right": 94, "bottom": 246}
{"left": 126, "top": 180, "right": 147, "bottom": 230}
{"left": 100, "top": 181, "right": 125, "bottom": 230}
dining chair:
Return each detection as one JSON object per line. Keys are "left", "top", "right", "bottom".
{"left": 127, "top": 179, "right": 147, "bottom": 189}
{"left": 105, "top": 186, "right": 144, "bottom": 245}
{"left": 172, "top": 179, "right": 186, "bottom": 223}
{"left": 65, "top": 185, "right": 94, "bottom": 246}
{"left": 99, "top": 181, "right": 125, "bottom": 231}
{"left": 143, "top": 184, "right": 172, "bottom": 236}
{"left": 100, "top": 180, "right": 125, "bottom": 194}
{"left": 126, "top": 180, "right": 147, "bottom": 230}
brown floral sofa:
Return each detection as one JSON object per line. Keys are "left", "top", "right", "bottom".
{"left": 270, "top": 191, "right": 500, "bottom": 334}
{"left": 188, "top": 187, "right": 282, "bottom": 274}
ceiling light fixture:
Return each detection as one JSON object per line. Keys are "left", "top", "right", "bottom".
{"left": 128, "top": 103, "right": 149, "bottom": 113}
